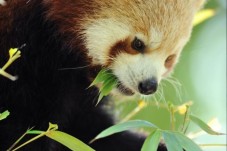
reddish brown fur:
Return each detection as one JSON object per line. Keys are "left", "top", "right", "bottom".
{"left": 43, "top": 0, "right": 100, "bottom": 34}
{"left": 0, "top": 1, "right": 33, "bottom": 31}
{"left": 107, "top": 37, "right": 139, "bottom": 66}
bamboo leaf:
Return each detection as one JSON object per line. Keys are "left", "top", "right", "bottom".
{"left": 162, "top": 131, "right": 183, "bottom": 151}
{"left": 90, "top": 69, "right": 118, "bottom": 105}
{"left": 97, "top": 93, "right": 104, "bottom": 105}
{"left": 141, "top": 130, "right": 162, "bottom": 151}
{"left": 92, "top": 120, "right": 158, "bottom": 142}
{"left": 100, "top": 76, "right": 117, "bottom": 96}
{"left": 46, "top": 131, "right": 95, "bottom": 151}
{"left": 189, "top": 115, "right": 225, "bottom": 135}
{"left": 89, "top": 69, "right": 110, "bottom": 87}
{"left": 0, "top": 110, "right": 10, "bottom": 120}
{"left": 96, "top": 77, "right": 117, "bottom": 104}
{"left": 173, "top": 131, "right": 202, "bottom": 151}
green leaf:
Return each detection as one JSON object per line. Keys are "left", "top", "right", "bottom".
{"left": 89, "top": 69, "right": 110, "bottom": 87}
{"left": 46, "top": 131, "right": 95, "bottom": 151}
{"left": 100, "top": 76, "right": 118, "bottom": 96}
{"left": 48, "top": 122, "right": 58, "bottom": 131}
{"left": 141, "top": 130, "right": 162, "bottom": 151}
{"left": 90, "top": 69, "right": 118, "bottom": 105}
{"left": 97, "top": 93, "right": 104, "bottom": 105}
{"left": 162, "top": 131, "right": 183, "bottom": 151}
{"left": 0, "top": 110, "right": 10, "bottom": 120}
{"left": 189, "top": 115, "right": 225, "bottom": 135}
{"left": 92, "top": 120, "right": 158, "bottom": 142}
{"left": 173, "top": 131, "right": 202, "bottom": 151}
{"left": 96, "top": 76, "right": 118, "bottom": 104}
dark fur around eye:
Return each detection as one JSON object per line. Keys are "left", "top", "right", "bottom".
{"left": 131, "top": 37, "right": 145, "bottom": 52}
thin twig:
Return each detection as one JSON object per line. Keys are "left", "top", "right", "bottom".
{"left": 199, "top": 144, "right": 227, "bottom": 147}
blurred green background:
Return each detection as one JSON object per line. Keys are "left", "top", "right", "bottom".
{"left": 115, "top": 0, "right": 226, "bottom": 150}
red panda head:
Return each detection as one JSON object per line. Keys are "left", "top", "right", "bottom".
{"left": 45, "top": 0, "right": 205, "bottom": 97}
{"left": 80, "top": 0, "right": 205, "bottom": 97}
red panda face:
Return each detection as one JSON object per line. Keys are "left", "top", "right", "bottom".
{"left": 80, "top": 0, "right": 204, "bottom": 97}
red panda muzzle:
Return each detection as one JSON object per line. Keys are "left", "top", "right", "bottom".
{"left": 138, "top": 78, "right": 158, "bottom": 95}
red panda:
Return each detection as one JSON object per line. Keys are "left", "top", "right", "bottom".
{"left": 0, "top": 0, "right": 204, "bottom": 150}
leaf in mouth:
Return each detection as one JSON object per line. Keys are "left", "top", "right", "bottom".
{"left": 89, "top": 69, "right": 118, "bottom": 105}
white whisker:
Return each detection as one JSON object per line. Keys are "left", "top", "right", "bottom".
{"left": 162, "top": 76, "right": 183, "bottom": 102}
{"left": 58, "top": 65, "right": 91, "bottom": 71}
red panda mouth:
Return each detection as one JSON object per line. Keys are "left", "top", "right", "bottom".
{"left": 116, "top": 82, "right": 135, "bottom": 96}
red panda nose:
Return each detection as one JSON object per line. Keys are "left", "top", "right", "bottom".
{"left": 138, "top": 78, "right": 158, "bottom": 95}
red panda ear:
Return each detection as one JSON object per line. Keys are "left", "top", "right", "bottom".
{"left": 191, "top": 0, "right": 206, "bottom": 10}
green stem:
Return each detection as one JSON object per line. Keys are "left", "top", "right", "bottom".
{"left": 183, "top": 121, "right": 190, "bottom": 134}
{"left": 121, "top": 101, "right": 146, "bottom": 122}
{"left": 0, "top": 69, "right": 17, "bottom": 81}
{"left": 12, "top": 132, "right": 46, "bottom": 151}
{"left": 2, "top": 53, "right": 20, "bottom": 71}
{"left": 181, "top": 105, "right": 189, "bottom": 133}
{"left": 169, "top": 105, "right": 175, "bottom": 130}
{"left": 7, "top": 130, "right": 30, "bottom": 151}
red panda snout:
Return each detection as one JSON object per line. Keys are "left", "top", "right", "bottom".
{"left": 138, "top": 78, "right": 158, "bottom": 95}
{"left": 109, "top": 52, "right": 164, "bottom": 97}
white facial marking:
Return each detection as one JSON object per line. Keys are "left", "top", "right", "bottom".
{"left": 83, "top": 19, "right": 131, "bottom": 65}
{"left": 149, "top": 28, "right": 163, "bottom": 49}
{"left": 111, "top": 52, "right": 165, "bottom": 95}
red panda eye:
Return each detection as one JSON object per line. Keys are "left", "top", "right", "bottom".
{"left": 165, "top": 54, "right": 176, "bottom": 68}
{"left": 131, "top": 37, "right": 145, "bottom": 52}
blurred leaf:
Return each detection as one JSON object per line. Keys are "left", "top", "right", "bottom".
{"left": 92, "top": 120, "right": 158, "bottom": 142}
{"left": 193, "top": 9, "right": 215, "bottom": 26}
{"left": 46, "top": 131, "right": 95, "bottom": 151}
{"left": 0, "top": 110, "right": 10, "bottom": 120}
{"left": 162, "top": 131, "right": 183, "bottom": 151}
{"left": 189, "top": 115, "right": 225, "bottom": 135}
{"left": 173, "top": 131, "right": 202, "bottom": 151}
{"left": 141, "top": 130, "right": 162, "bottom": 151}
